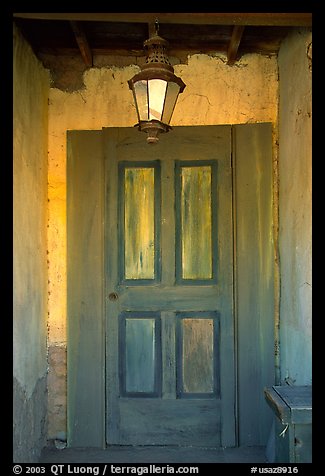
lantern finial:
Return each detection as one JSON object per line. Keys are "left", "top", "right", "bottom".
{"left": 154, "top": 18, "right": 159, "bottom": 35}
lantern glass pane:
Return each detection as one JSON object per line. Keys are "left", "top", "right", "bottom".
{"left": 148, "top": 79, "right": 167, "bottom": 121}
{"left": 134, "top": 80, "right": 149, "bottom": 121}
{"left": 161, "top": 82, "right": 181, "bottom": 124}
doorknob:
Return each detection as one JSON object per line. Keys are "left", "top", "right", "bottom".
{"left": 108, "top": 292, "right": 119, "bottom": 301}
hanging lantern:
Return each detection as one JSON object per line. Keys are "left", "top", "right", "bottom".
{"left": 128, "top": 21, "right": 186, "bottom": 144}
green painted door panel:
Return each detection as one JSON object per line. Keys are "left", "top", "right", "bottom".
{"left": 233, "top": 123, "right": 275, "bottom": 445}
{"left": 178, "top": 164, "right": 213, "bottom": 280}
{"left": 67, "top": 131, "right": 105, "bottom": 448}
{"left": 123, "top": 166, "right": 156, "bottom": 280}
{"left": 103, "top": 125, "right": 235, "bottom": 447}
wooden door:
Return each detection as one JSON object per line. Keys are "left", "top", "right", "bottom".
{"left": 67, "top": 123, "right": 274, "bottom": 449}
{"left": 104, "top": 125, "right": 235, "bottom": 447}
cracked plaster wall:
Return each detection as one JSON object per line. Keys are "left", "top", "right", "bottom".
{"left": 278, "top": 28, "right": 312, "bottom": 385}
{"left": 47, "top": 52, "right": 279, "bottom": 439}
{"left": 13, "top": 24, "right": 50, "bottom": 461}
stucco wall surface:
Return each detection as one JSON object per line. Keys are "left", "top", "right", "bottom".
{"left": 278, "top": 28, "right": 312, "bottom": 385}
{"left": 47, "top": 52, "right": 279, "bottom": 439}
{"left": 13, "top": 24, "right": 50, "bottom": 461}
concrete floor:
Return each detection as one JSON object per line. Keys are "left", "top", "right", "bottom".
{"left": 40, "top": 445, "right": 267, "bottom": 464}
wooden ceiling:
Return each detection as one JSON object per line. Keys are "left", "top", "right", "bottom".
{"left": 14, "top": 12, "right": 312, "bottom": 67}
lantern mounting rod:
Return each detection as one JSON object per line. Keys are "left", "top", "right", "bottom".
{"left": 154, "top": 18, "right": 159, "bottom": 34}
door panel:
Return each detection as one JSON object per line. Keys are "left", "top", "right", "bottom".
{"left": 175, "top": 161, "right": 217, "bottom": 283}
{"left": 176, "top": 313, "right": 219, "bottom": 397}
{"left": 120, "top": 162, "right": 160, "bottom": 282}
{"left": 104, "top": 125, "right": 235, "bottom": 446}
{"left": 67, "top": 130, "right": 105, "bottom": 448}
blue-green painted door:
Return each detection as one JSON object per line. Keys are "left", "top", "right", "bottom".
{"left": 104, "top": 125, "right": 235, "bottom": 446}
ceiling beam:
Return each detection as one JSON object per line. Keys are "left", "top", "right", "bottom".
{"left": 70, "top": 21, "right": 93, "bottom": 66}
{"left": 227, "top": 25, "right": 245, "bottom": 65}
{"left": 13, "top": 12, "right": 312, "bottom": 27}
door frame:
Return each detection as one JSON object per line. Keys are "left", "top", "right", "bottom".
{"left": 67, "top": 123, "right": 275, "bottom": 448}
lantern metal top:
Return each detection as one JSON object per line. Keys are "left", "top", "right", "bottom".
{"left": 143, "top": 18, "right": 171, "bottom": 65}
{"left": 128, "top": 32, "right": 185, "bottom": 91}
{"left": 143, "top": 33, "right": 172, "bottom": 67}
